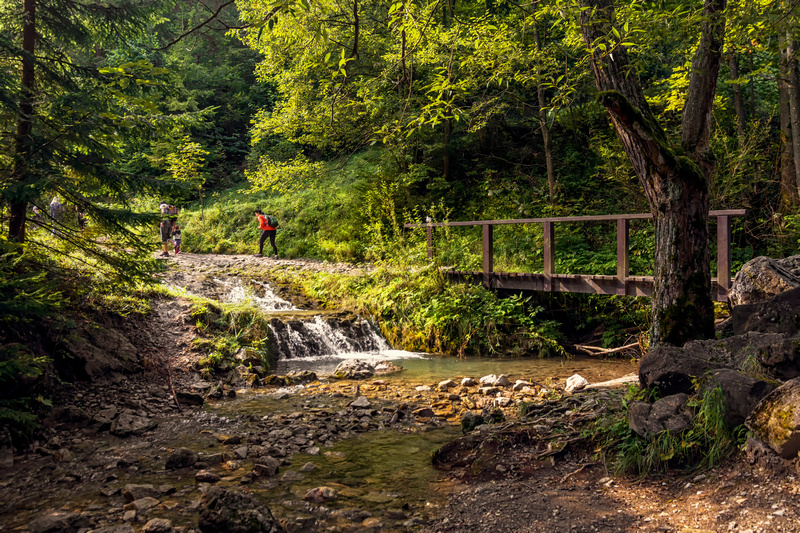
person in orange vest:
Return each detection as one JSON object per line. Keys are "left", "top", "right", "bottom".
{"left": 254, "top": 209, "right": 278, "bottom": 258}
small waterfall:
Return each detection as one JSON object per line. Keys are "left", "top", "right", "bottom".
{"left": 269, "top": 316, "right": 389, "bottom": 360}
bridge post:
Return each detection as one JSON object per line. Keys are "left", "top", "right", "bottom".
{"left": 482, "top": 224, "right": 493, "bottom": 287}
{"left": 426, "top": 224, "right": 433, "bottom": 260}
{"left": 717, "top": 215, "right": 731, "bottom": 301}
{"left": 616, "top": 218, "right": 629, "bottom": 295}
{"left": 543, "top": 221, "right": 554, "bottom": 291}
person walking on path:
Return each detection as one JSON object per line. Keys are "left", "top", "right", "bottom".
{"left": 171, "top": 224, "right": 182, "bottom": 255}
{"left": 159, "top": 201, "right": 178, "bottom": 257}
{"left": 49, "top": 196, "right": 64, "bottom": 236}
{"left": 254, "top": 209, "right": 278, "bottom": 258}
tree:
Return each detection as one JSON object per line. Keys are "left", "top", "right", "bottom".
{"left": 578, "top": 0, "right": 725, "bottom": 346}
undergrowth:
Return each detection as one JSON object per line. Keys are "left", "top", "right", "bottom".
{"left": 591, "top": 383, "right": 747, "bottom": 476}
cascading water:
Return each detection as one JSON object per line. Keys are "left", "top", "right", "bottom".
{"left": 215, "top": 276, "right": 422, "bottom": 374}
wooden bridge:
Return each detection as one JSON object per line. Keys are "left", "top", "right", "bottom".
{"left": 406, "top": 210, "right": 746, "bottom": 302}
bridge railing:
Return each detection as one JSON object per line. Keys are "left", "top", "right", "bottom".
{"left": 405, "top": 210, "right": 746, "bottom": 302}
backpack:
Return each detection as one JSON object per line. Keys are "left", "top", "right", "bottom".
{"left": 161, "top": 203, "right": 179, "bottom": 216}
{"left": 267, "top": 214, "right": 279, "bottom": 227}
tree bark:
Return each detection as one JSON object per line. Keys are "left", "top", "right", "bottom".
{"left": 579, "top": 0, "right": 721, "bottom": 346}
{"left": 728, "top": 50, "right": 747, "bottom": 144}
{"left": 785, "top": 35, "right": 800, "bottom": 192}
{"left": 534, "top": 26, "right": 556, "bottom": 204}
{"left": 8, "top": 0, "right": 36, "bottom": 243}
{"left": 779, "top": 34, "right": 799, "bottom": 211}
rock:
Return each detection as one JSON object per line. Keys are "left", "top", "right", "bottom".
{"left": 176, "top": 391, "right": 205, "bottom": 406}
{"left": 304, "top": 486, "right": 338, "bottom": 503}
{"left": 234, "top": 446, "right": 249, "bottom": 460}
{"left": 479, "top": 374, "right": 498, "bottom": 386}
{"left": 198, "top": 486, "right": 283, "bottom": 533}
{"left": 744, "top": 437, "right": 794, "bottom": 472}
{"left": 195, "top": 470, "right": 221, "bottom": 483}
{"left": 565, "top": 374, "right": 589, "bottom": 393}
{"left": 92, "top": 405, "right": 119, "bottom": 427}
{"left": 128, "top": 497, "right": 160, "bottom": 512}
{"left": 281, "top": 470, "right": 305, "bottom": 482}
{"left": 332, "top": 359, "right": 375, "bottom": 380}
{"left": 44, "top": 405, "right": 90, "bottom": 430}
{"left": 461, "top": 377, "right": 477, "bottom": 387}
{"left": 478, "top": 386, "right": 500, "bottom": 396}
{"left": 28, "top": 512, "right": 90, "bottom": 533}
{"left": 90, "top": 526, "right": 136, "bottom": 533}
{"left": 234, "top": 347, "right": 262, "bottom": 366}
{"left": 461, "top": 411, "right": 484, "bottom": 433}
{"left": 53, "top": 448, "right": 74, "bottom": 462}
{"left": 373, "top": 361, "right": 403, "bottom": 374}
{"left": 512, "top": 380, "right": 531, "bottom": 391}
{"left": 415, "top": 385, "right": 432, "bottom": 392}
{"left": 495, "top": 374, "right": 511, "bottom": 387}
{"left": 438, "top": 379, "right": 457, "bottom": 391}
{"left": 413, "top": 407, "right": 436, "bottom": 418}
{"left": 123, "top": 484, "right": 160, "bottom": 502}
{"left": 701, "top": 369, "right": 777, "bottom": 429}
{"left": 745, "top": 377, "right": 800, "bottom": 458}
{"left": 729, "top": 255, "right": 800, "bottom": 307}
{"left": 218, "top": 434, "right": 241, "bottom": 445}
{"left": 142, "top": 518, "right": 173, "bottom": 533}
{"left": 731, "top": 286, "right": 800, "bottom": 336}
{"left": 628, "top": 394, "right": 692, "bottom": 437}
{"left": 110, "top": 411, "right": 157, "bottom": 437}
{"left": 165, "top": 448, "right": 198, "bottom": 470}
{"left": 639, "top": 341, "right": 731, "bottom": 395}
{"left": 350, "top": 396, "right": 371, "bottom": 409}
{"left": 285, "top": 370, "right": 317, "bottom": 384}
{"left": 300, "top": 462, "right": 316, "bottom": 472}
{"left": 253, "top": 456, "right": 280, "bottom": 477}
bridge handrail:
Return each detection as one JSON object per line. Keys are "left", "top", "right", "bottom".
{"left": 403, "top": 209, "right": 747, "bottom": 302}
{"left": 404, "top": 209, "right": 747, "bottom": 228}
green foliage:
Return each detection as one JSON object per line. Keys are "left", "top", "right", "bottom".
{"left": 188, "top": 297, "right": 274, "bottom": 374}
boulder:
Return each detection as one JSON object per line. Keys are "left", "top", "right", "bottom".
{"left": 729, "top": 255, "right": 800, "bottom": 307}
{"left": 198, "top": 486, "right": 284, "bottom": 533}
{"left": 700, "top": 369, "right": 777, "bottom": 429}
{"left": 304, "top": 486, "right": 338, "bottom": 503}
{"left": 628, "top": 393, "right": 692, "bottom": 437}
{"left": 285, "top": 370, "right": 318, "bottom": 384}
{"left": 461, "top": 411, "right": 484, "bottom": 433}
{"left": 123, "top": 484, "right": 160, "bottom": 502}
{"left": 373, "top": 361, "right": 403, "bottom": 374}
{"left": 349, "top": 396, "right": 371, "bottom": 409}
{"left": 176, "top": 391, "right": 205, "bottom": 406}
{"left": 165, "top": 448, "right": 198, "bottom": 470}
{"left": 110, "top": 411, "right": 157, "bottom": 437}
{"left": 639, "top": 342, "right": 729, "bottom": 395}
{"left": 332, "top": 359, "right": 375, "bottom": 380}
{"left": 253, "top": 456, "right": 281, "bottom": 477}
{"left": 142, "top": 518, "right": 173, "bottom": 533}
{"left": 195, "top": 469, "right": 221, "bottom": 483}
{"left": 718, "top": 331, "right": 800, "bottom": 380}
{"left": 731, "top": 286, "right": 800, "bottom": 336}
{"left": 745, "top": 377, "right": 800, "bottom": 459}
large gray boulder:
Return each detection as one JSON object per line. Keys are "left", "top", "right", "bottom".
{"left": 639, "top": 341, "right": 732, "bottom": 395}
{"left": 729, "top": 255, "right": 800, "bottom": 307}
{"left": 198, "top": 486, "right": 284, "bottom": 533}
{"left": 745, "top": 377, "right": 800, "bottom": 459}
{"left": 28, "top": 512, "right": 90, "bottom": 533}
{"left": 731, "top": 286, "right": 800, "bottom": 336}
{"left": 701, "top": 369, "right": 777, "bottom": 429}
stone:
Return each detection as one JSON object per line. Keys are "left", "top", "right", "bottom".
{"left": 415, "top": 385, "right": 432, "bottom": 392}
{"left": 0, "top": 427, "right": 13, "bottom": 468}
{"left": 28, "top": 512, "right": 90, "bottom": 533}
{"left": 123, "top": 484, "right": 160, "bottom": 502}
{"left": 281, "top": 470, "right": 305, "bottom": 482}
{"left": 729, "top": 255, "right": 800, "bottom": 307}
{"left": 495, "top": 374, "right": 511, "bottom": 387}
{"left": 176, "top": 391, "right": 205, "bottom": 406}
{"left": 478, "top": 386, "right": 500, "bottom": 396}
{"left": 332, "top": 359, "right": 375, "bottom": 380}
{"left": 285, "top": 370, "right": 318, "bottom": 384}
{"left": 300, "top": 462, "right": 316, "bottom": 472}
{"left": 513, "top": 380, "right": 531, "bottom": 391}
{"left": 639, "top": 342, "right": 731, "bottom": 395}
{"left": 92, "top": 405, "right": 119, "bottom": 427}
{"left": 350, "top": 396, "right": 371, "bottom": 409}
{"left": 198, "top": 486, "right": 283, "bottom": 533}
{"left": 253, "top": 456, "right": 280, "bottom": 477}
{"left": 53, "top": 448, "right": 74, "bottom": 462}
{"left": 412, "top": 407, "right": 436, "bottom": 418}
{"left": 305, "top": 486, "right": 338, "bottom": 503}
{"left": 701, "top": 369, "right": 777, "bottom": 429}
{"left": 565, "top": 374, "right": 589, "bottom": 393}
{"left": 110, "top": 411, "right": 157, "bottom": 437}
{"left": 44, "top": 405, "right": 90, "bottom": 430}
{"left": 479, "top": 374, "right": 498, "bottom": 386}
{"left": 461, "top": 377, "right": 477, "bottom": 387}
{"left": 165, "top": 448, "right": 198, "bottom": 470}
{"left": 234, "top": 446, "right": 249, "bottom": 460}
{"left": 438, "top": 379, "right": 457, "bottom": 391}
{"left": 745, "top": 377, "right": 800, "bottom": 458}
{"left": 461, "top": 411, "right": 484, "bottom": 433}
{"left": 142, "top": 518, "right": 174, "bottom": 533}
{"left": 129, "top": 497, "right": 160, "bottom": 512}
{"left": 373, "top": 361, "right": 403, "bottom": 374}
{"left": 195, "top": 470, "right": 221, "bottom": 483}
{"left": 731, "top": 286, "right": 800, "bottom": 336}
{"left": 628, "top": 394, "right": 691, "bottom": 437}
{"left": 91, "top": 526, "right": 136, "bottom": 533}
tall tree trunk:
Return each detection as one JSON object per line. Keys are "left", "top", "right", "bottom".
{"left": 8, "top": 0, "right": 36, "bottom": 243}
{"left": 779, "top": 34, "right": 799, "bottom": 211}
{"left": 579, "top": 0, "right": 723, "bottom": 346}
{"left": 534, "top": 26, "right": 556, "bottom": 203}
{"left": 785, "top": 35, "right": 800, "bottom": 192}
{"left": 728, "top": 50, "right": 747, "bottom": 143}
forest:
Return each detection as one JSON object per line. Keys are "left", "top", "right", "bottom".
{"left": 1, "top": 0, "right": 800, "bottom": 441}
